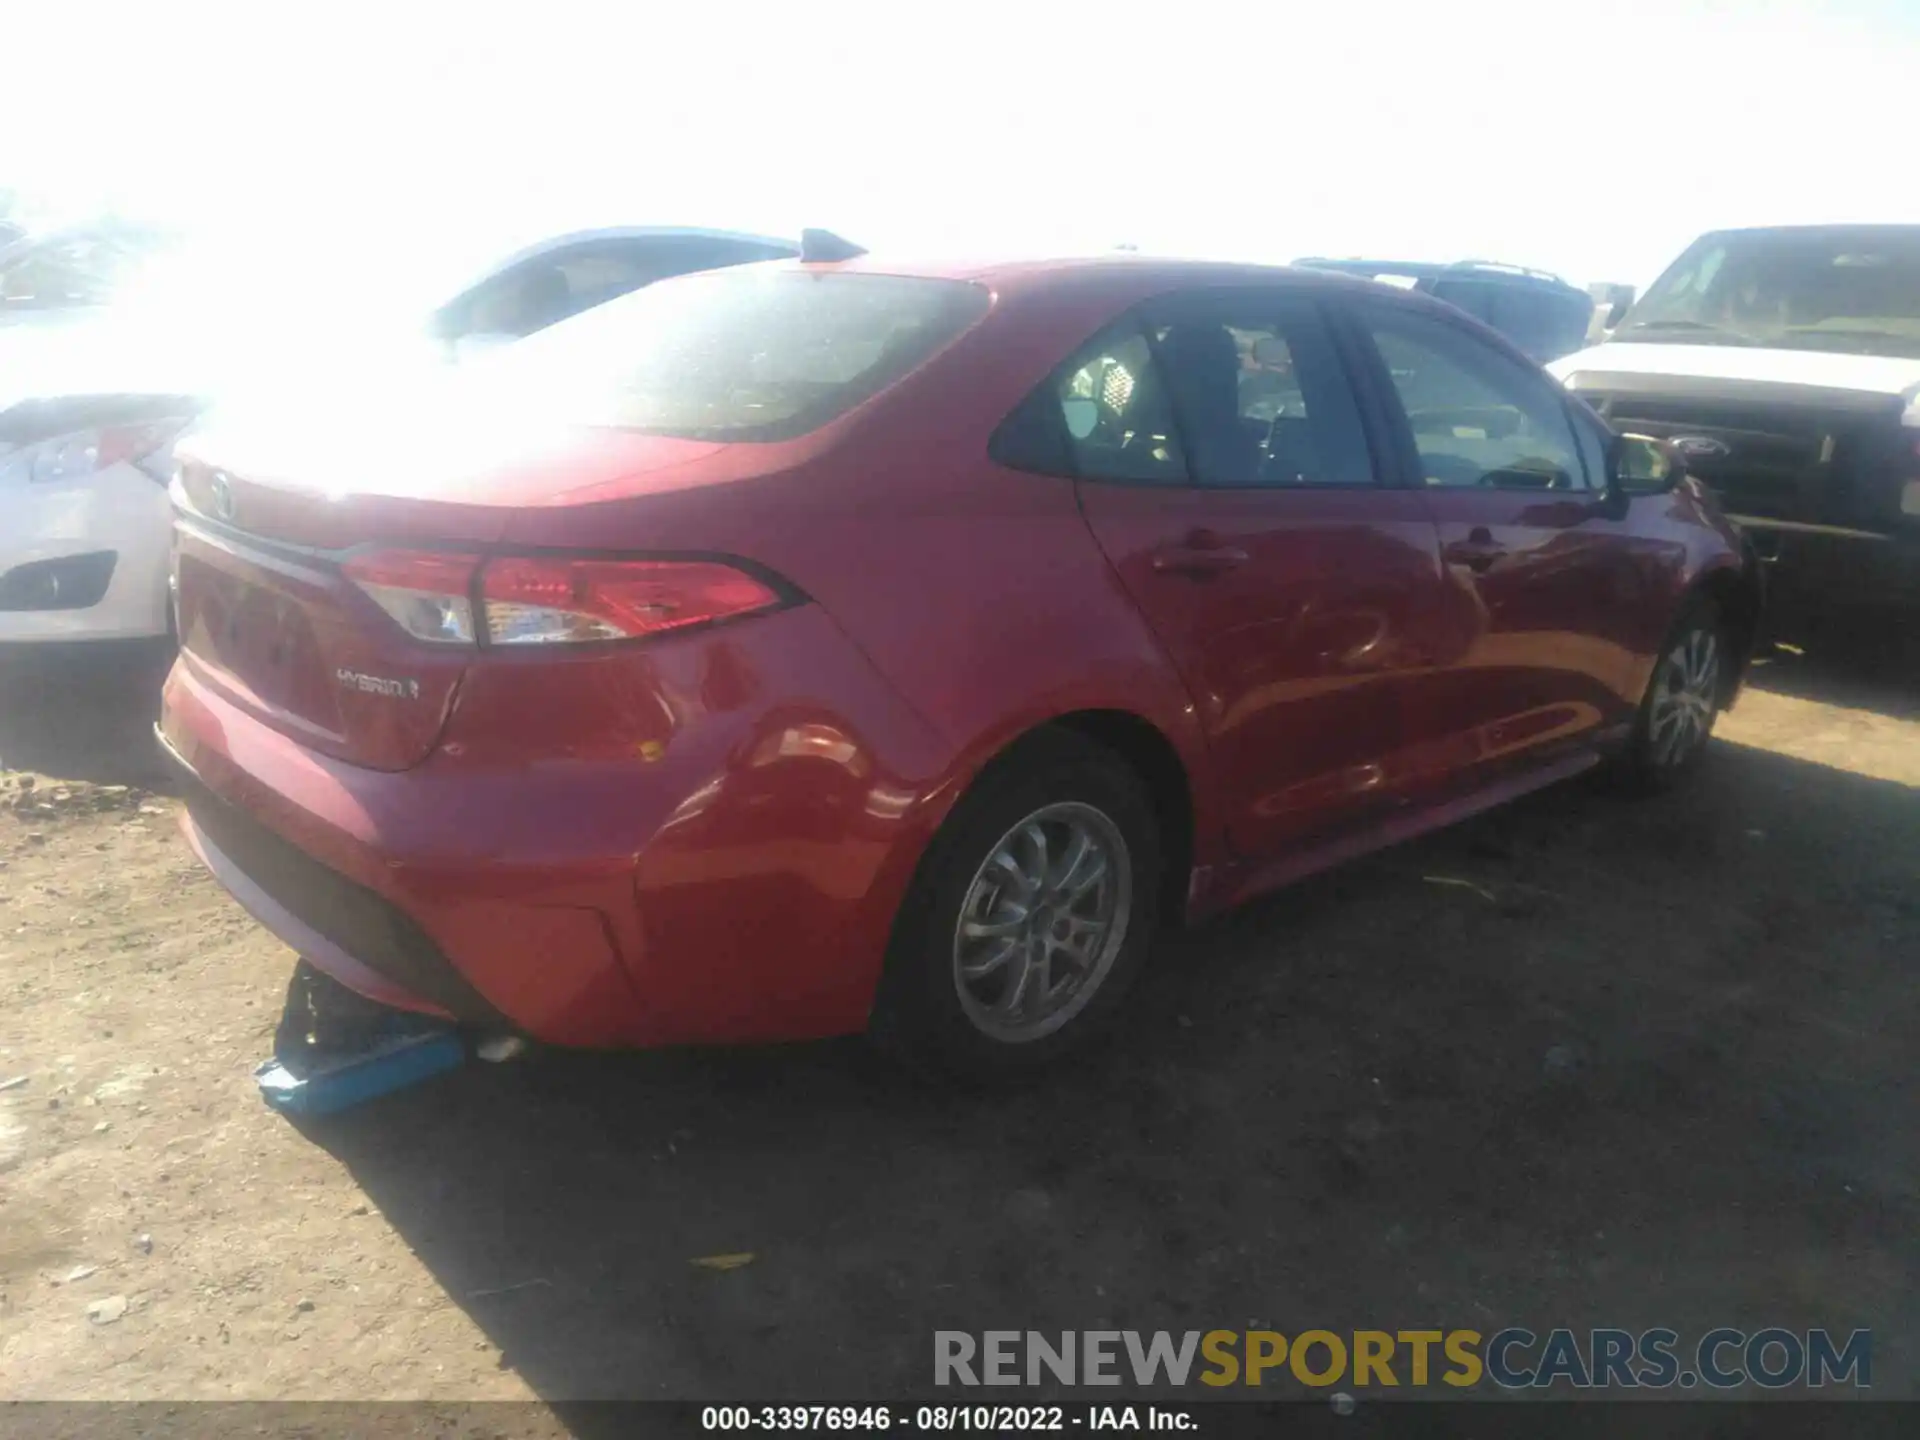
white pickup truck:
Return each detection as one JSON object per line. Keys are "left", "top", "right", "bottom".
{"left": 1550, "top": 225, "right": 1920, "bottom": 617}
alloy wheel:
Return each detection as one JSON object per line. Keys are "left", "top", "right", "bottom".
{"left": 951, "top": 801, "right": 1132, "bottom": 1043}
{"left": 1649, "top": 626, "right": 1721, "bottom": 768}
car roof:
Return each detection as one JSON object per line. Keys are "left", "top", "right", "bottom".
{"left": 751, "top": 252, "right": 1552, "bottom": 375}
{"left": 1295, "top": 258, "right": 1452, "bottom": 281}
{"left": 1295, "top": 256, "right": 1582, "bottom": 293}
{"left": 775, "top": 252, "right": 1418, "bottom": 305}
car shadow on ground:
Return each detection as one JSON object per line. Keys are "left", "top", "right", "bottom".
{"left": 0, "top": 639, "right": 177, "bottom": 787}
{"left": 298, "top": 739, "right": 1920, "bottom": 1405}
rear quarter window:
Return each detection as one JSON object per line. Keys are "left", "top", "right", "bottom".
{"left": 494, "top": 270, "right": 990, "bottom": 441}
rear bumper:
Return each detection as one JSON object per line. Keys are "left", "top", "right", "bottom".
{"left": 157, "top": 604, "right": 953, "bottom": 1048}
{"left": 156, "top": 701, "right": 634, "bottom": 1039}
{"left": 159, "top": 727, "right": 507, "bottom": 1025}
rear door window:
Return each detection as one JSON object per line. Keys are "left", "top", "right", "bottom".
{"left": 1048, "top": 324, "right": 1190, "bottom": 484}
{"left": 993, "top": 290, "right": 1376, "bottom": 488}
{"left": 1141, "top": 294, "right": 1375, "bottom": 487}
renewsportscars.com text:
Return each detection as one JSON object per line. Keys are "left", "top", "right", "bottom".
{"left": 934, "top": 1328, "right": 1870, "bottom": 1390}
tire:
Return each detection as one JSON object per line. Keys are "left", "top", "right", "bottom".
{"left": 870, "top": 731, "right": 1163, "bottom": 1083}
{"left": 1611, "top": 599, "right": 1728, "bottom": 794}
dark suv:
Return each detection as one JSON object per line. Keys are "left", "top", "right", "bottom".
{"left": 1293, "top": 258, "right": 1595, "bottom": 363}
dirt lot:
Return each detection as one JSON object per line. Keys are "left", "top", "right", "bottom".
{"left": 1, "top": 630, "right": 1915, "bottom": 1404}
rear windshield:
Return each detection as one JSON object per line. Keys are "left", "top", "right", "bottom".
{"left": 492, "top": 268, "right": 991, "bottom": 441}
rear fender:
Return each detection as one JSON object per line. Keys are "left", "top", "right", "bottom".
{"left": 900, "top": 678, "right": 1224, "bottom": 930}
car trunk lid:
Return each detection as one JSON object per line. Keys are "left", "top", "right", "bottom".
{"left": 170, "top": 412, "right": 736, "bottom": 772}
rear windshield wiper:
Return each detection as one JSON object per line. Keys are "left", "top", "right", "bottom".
{"left": 1614, "top": 319, "right": 1756, "bottom": 346}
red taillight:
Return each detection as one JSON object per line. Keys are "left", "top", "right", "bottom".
{"left": 342, "top": 549, "right": 785, "bottom": 647}
{"left": 480, "top": 557, "right": 783, "bottom": 645}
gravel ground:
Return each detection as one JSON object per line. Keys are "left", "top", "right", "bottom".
{"left": 0, "top": 628, "right": 1915, "bottom": 1403}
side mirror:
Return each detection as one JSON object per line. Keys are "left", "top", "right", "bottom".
{"left": 1609, "top": 432, "right": 1684, "bottom": 498}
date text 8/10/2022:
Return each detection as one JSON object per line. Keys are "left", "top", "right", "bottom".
{"left": 700, "top": 1406, "right": 1196, "bottom": 1431}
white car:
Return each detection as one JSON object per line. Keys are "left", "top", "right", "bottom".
{"left": 0, "top": 320, "right": 198, "bottom": 641}
{"left": 0, "top": 224, "right": 802, "bottom": 645}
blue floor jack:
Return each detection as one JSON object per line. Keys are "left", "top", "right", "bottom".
{"left": 254, "top": 961, "right": 470, "bottom": 1117}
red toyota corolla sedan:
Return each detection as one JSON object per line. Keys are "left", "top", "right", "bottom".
{"left": 157, "top": 253, "right": 1762, "bottom": 1079}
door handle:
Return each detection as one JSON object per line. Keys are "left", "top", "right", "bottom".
{"left": 1443, "top": 528, "right": 1506, "bottom": 573}
{"left": 1151, "top": 530, "right": 1249, "bottom": 577}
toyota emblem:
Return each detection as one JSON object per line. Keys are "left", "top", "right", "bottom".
{"left": 209, "top": 471, "right": 235, "bottom": 521}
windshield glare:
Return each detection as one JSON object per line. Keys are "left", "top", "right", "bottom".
{"left": 483, "top": 268, "right": 992, "bottom": 441}
{"left": 0, "top": 229, "right": 178, "bottom": 312}
{"left": 1618, "top": 229, "right": 1920, "bottom": 359}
